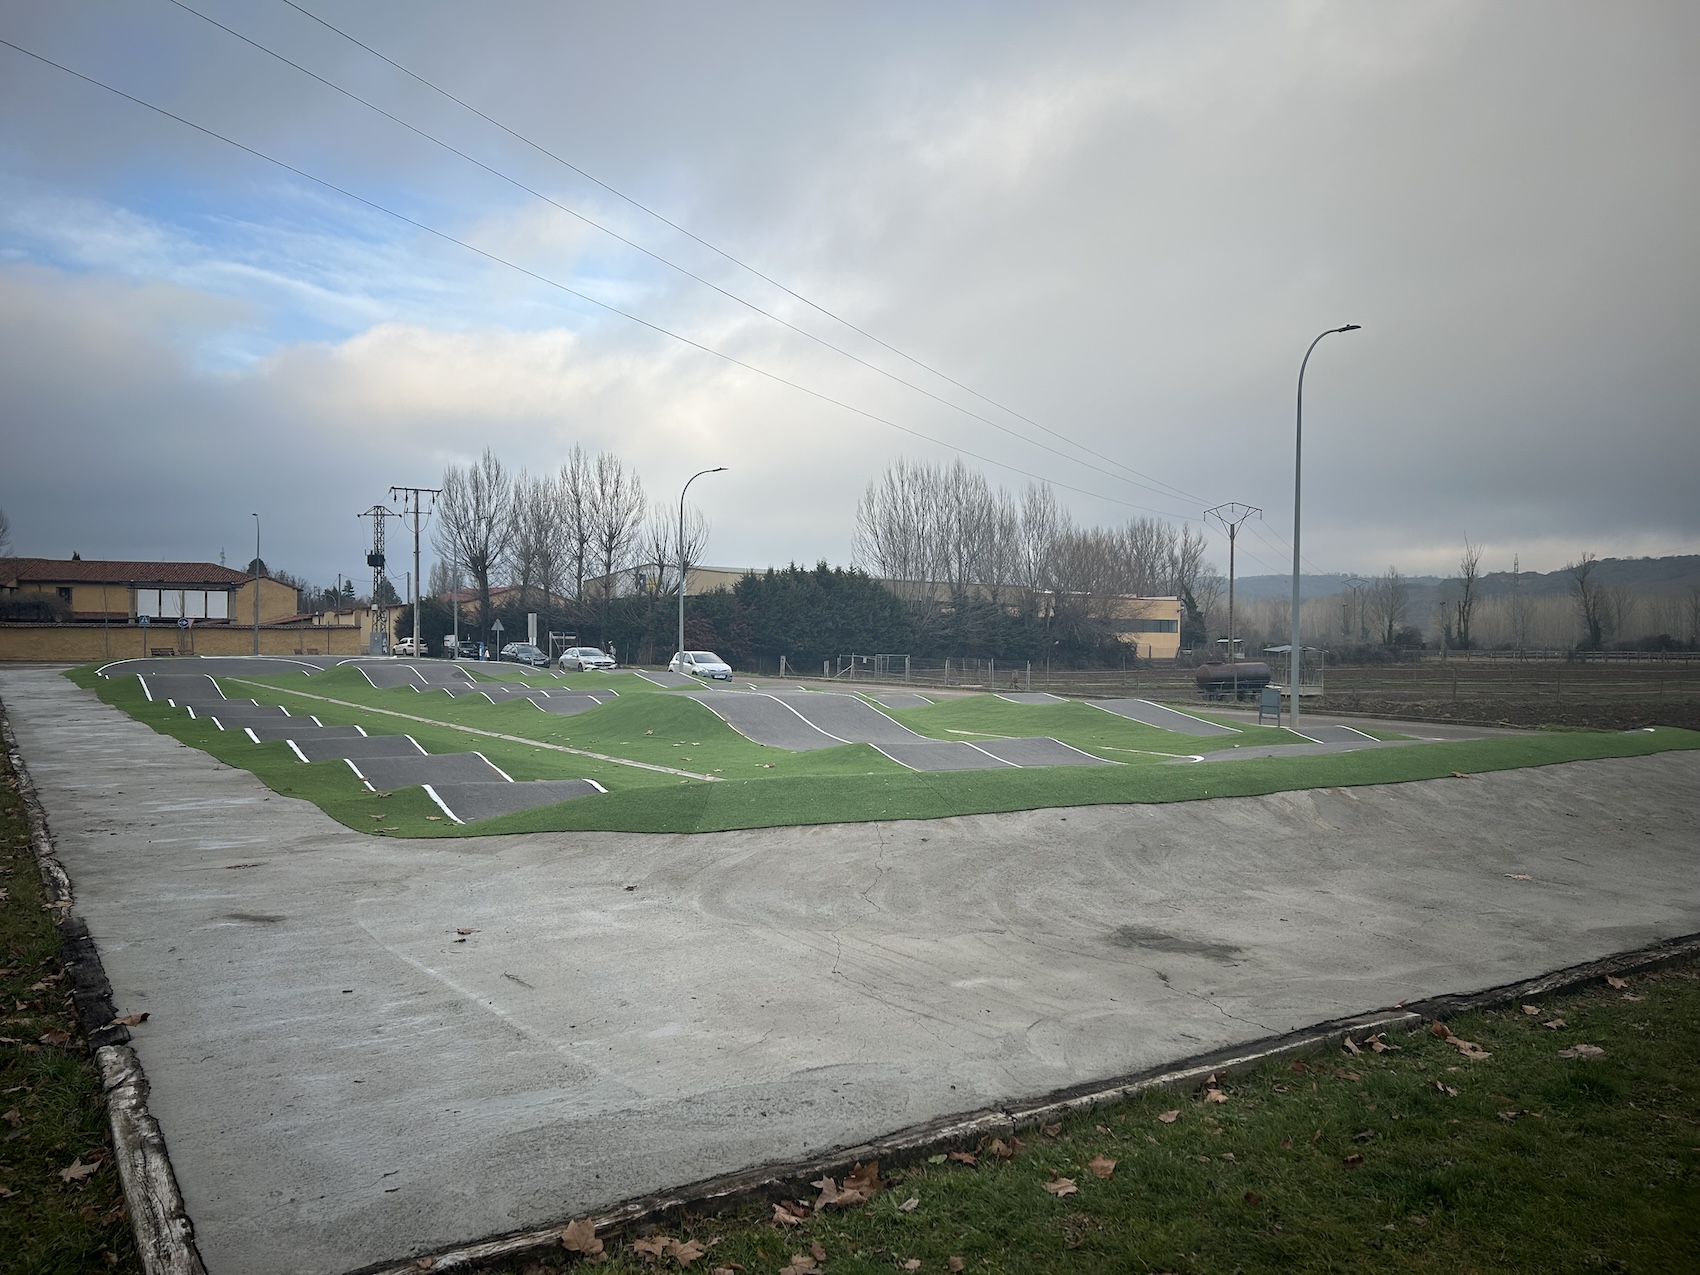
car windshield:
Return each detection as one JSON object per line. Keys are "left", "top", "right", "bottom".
{"left": 688, "top": 651, "right": 723, "bottom": 663}
{"left": 581, "top": 649, "right": 609, "bottom": 659}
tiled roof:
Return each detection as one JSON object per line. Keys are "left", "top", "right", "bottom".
{"left": 0, "top": 557, "right": 255, "bottom": 587}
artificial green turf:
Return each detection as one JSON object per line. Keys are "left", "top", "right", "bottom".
{"left": 67, "top": 666, "right": 1700, "bottom": 837}
{"left": 887, "top": 695, "right": 1305, "bottom": 755}
{"left": 465, "top": 960, "right": 1700, "bottom": 1275}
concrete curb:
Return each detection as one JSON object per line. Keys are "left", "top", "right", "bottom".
{"left": 353, "top": 928, "right": 1700, "bottom": 1275}
{"left": 1, "top": 695, "right": 208, "bottom": 1275}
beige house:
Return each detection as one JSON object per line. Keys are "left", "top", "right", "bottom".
{"left": 0, "top": 557, "right": 299, "bottom": 626}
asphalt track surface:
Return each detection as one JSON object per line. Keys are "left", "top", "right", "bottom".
{"left": 1091, "top": 697, "right": 1241, "bottom": 736}
{"left": 245, "top": 723, "right": 366, "bottom": 742}
{"left": 689, "top": 688, "right": 1114, "bottom": 771}
{"left": 289, "top": 735, "right": 426, "bottom": 763}
{"left": 867, "top": 691, "right": 932, "bottom": 709}
{"left": 528, "top": 692, "right": 616, "bottom": 717}
{"left": 425, "top": 778, "right": 607, "bottom": 824}
{"left": 997, "top": 691, "right": 1067, "bottom": 704}
{"left": 3, "top": 666, "right": 1696, "bottom": 1275}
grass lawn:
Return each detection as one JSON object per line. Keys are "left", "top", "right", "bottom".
{"left": 68, "top": 666, "right": 1700, "bottom": 837}
{"left": 466, "top": 959, "right": 1700, "bottom": 1274}
{"left": 0, "top": 736, "right": 139, "bottom": 1272}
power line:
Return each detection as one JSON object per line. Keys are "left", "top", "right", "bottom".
{"left": 0, "top": 34, "right": 1198, "bottom": 521}
{"left": 271, "top": 0, "right": 1210, "bottom": 511}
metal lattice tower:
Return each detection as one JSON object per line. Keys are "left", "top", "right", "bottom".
{"left": 358, "top": 504, "right": 396, "bottom": 607}
{"left": 1204, "top": 502, "right": 1260, "bottom": 670}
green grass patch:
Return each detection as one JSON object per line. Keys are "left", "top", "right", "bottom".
{"left": 468, "top": 960, "right": 1700, "bottom": 1274}
{"left": 66, "top": 666, "right": 1700, "bottom": 836}
{"left": 0, "top": 740, "right": 140, "bottom": 1272}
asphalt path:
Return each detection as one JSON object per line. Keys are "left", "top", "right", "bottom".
{"left": 3, "top": 666, "right": 1695, "bottom": 1275}
{"left": 1091, "top": 698, "right": 1242, "bottom": 736}
{"left": 424, "top": 778, "right": 606, "bottom": 824}
{"left": 683, "top": 690, "right": 843, "bottom": 751}
{"left": 867, "top": 692, "right": 932, "bottom": 709}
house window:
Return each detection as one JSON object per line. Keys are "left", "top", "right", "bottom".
{"left": 57, "top": 587, "right": 73, "bottom": 602}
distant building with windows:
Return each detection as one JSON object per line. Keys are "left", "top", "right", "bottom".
{"left": 0, "top": 557, "right": 297, "bottom": 626}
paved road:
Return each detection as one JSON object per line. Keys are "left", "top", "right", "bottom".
{"left": 2, "top": 667, "right": 1696, "bottom": 1275}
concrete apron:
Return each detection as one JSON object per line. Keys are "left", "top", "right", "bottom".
{"left": 2, "top": 668, "right": 1696, "bottom": 1275}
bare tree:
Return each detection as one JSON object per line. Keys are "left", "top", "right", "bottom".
{"left": 560, "top": 446, "right": 594, "bottom": 601}
{"left": 1508, "top": 553, "right": 1531, "bottom": 649}
{"left": 1687, "top": 584, "right": 1700, "bottom": 649}
{"left": 1453, "top": 537, "right": 1482, "bottom": 649}
{"left": 0, "top": 506, "right": 11, "bottom": 558}
{"left": 1370, "top": 565, "right": 1409, "bottom": 645}
{"left": 641, "top": 505, "right": 709, "bottom": 600}
{"left": 1567, "top": 552, "right": 1606, "bottom": 650}
{"left": 853, "top": 458, "right": 942, "bottom": 598}
{"left": 433, "top": 448, "right": 514, "bottom": 632}
{"left": 586, "top": 452, "right": 646, "bottom": 610}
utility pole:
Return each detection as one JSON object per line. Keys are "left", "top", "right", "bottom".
{"left": 390, "top": 485, "right": 440, "bottom": 656}
{"left": 1204, "top": 502, "right": 1259, "bottom": 697}
{"left": 251, "top": 513, "right": 260, "bottom": 655}
{"left": 358, "top": 504, "right": 396, "bottom": 655}
{"left": 1342, "top": 575, "right": 1368, "bottom": 641}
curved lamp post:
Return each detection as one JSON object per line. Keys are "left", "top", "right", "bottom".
{"left": 1289, "top": 324, "right": 1360, "bottom": 734}
{"left": 251, "top": 512, "right": 261, "bottom": 656}
{"left": 678, "top": 467, "right": 728, "bottom": 667}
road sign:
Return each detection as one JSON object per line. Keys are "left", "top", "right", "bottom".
{"left": 178, "top": 617, "right": 190, "bottom": 629}
{"left": 491, "top": 620, "right": 505, "bottom": 633}
{"left": 139, "top": 615, "right": 150, "bottom": 628}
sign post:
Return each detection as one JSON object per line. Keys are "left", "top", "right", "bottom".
{"left": 139, "top": 613, "right": 150, "bottom": 656}
{"left": 490, "top": 618, "right": 505, "bottom": 662}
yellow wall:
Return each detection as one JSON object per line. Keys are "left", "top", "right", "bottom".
{"left": 228, "top": 577, "right": 302, "bottom": 625}
{"left": 0, "top": 624, "right": 361, "bottom": 663}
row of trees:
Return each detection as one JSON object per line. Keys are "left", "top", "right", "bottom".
{"left": 853, "top": 459, "right": 1214, "bottom": 661}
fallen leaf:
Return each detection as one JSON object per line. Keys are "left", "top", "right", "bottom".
{"left": 903, "top": 1262, "right": 921, "bottom": 1272}
{"left": 1450, "top": 770, "right": 1471, "bottom": 778}
{"left": 1430, "top": 1021, "right": 1490, "bottom": 1060}
{"left": 898, "top": 1196, "right": 919, "bottom": 1213}
{"left": 1088, "top": 1154, "right": 1116, "bottom": 1178}
{"left": 1044, "top": 1177, "right": 1079, "bottom": 1198}
{"left": 778, "top": 1257, "right": 816, "bottom": 1275}
{"left": 1352, "top": 1129, "right": 1375, "bottom": 1142}
{"left": 1220, "top": 1151, "right": 1238, "bottom": 1162}
{"left": 107, "top": 1013, "right": 149, "bottom": 1028}
{"left": 1504, "top": 873, "right": 1533, "bottom": 881}
{"left": 810, "top": 1243, "right": 826, "bottom": 1262}
{"left": 39, "top": 1028, "right": 72, "bottom": 1047}
{"left": 1095, "top": 1123, "right": 1113, "bottom": 1135}
{"left": 2, "top": 1108, "right": 19, "bottom": 1127}
{"left": 948, "top": 1260, "right": 966, "bottom": 1273}
{"left": 59, "top": 1157, "right": 101, "bottom": 1184}
{"left": 1204, "top": 1088, "right": 1229, "bottom": 1104}
{"left": 1342, "top": 1036, "right": 1362, "bottom": 1056}
{"left": 1342, "top": 1154, "right": 1364, "bottom": 1168}
{"left": 1334, "top": 1069, "right": 1362, "bottom": 1082}
{"left": 1435, "top": 1081, "right": 1459, "bottom": 1097}
{"left": 1243, "top": 1190, "right": 1262, "bottom": 1205}
{"left": 1605, "top": 975, "right": 1628, "bottom": 990}
{"left": 633, "top": 1236, "right": 669, "bottom": 1260}
{"left": 425, "top": 816, "right": 441, "bottom": 821}
{"left": 1041, "top": 1122, "right": 1062, "bottom": 1138}
{"left": 1289, "top": 1059, "right": 1311, "bottom": 1074}
{"left": 1521, "top": 1004, "right": 1541, "bottom": 1016}
{"left": 1558, "top": 1044, "right": 1606, "bottom": 1059}
{"left": 1157, "top": 1110, "right": 1181, "bottom": 1124}
{"left": 672, "top": 1239, "right": 707, "bottom": 1267}
{"left": 1280, "top": 1138, "right": 1293, "bottom": 1149}
{"left": 455, "top": 928, "right": 476, "bottom": 936}
{"left": 1623, "top": 993, "right": 1644, "bottom": 1002}
{"left": 984, "top": 1138, "right": 1017, "bottom": 1159}
{"left": 927, "top": 1154, "right": 947, "bottom": 1164}
{"left": 772, "top": 1201, "right": 808, "bottom": 1226}
{"left": 844, "top": 1160, "right": 882, "bottom": 1199}
{"left": 1542, "top": 1019, "right": 1567, "bottom": 1030}
{"left": 947, "top": 1150, "right": 978, "bottom": 1166}
{"left": 560, "top": 1219, "right": 603, "bottom": 1256}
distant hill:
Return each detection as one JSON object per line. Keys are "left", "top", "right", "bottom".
{"left": 1233, "top": 555, "right": 1700, "bottom": 602}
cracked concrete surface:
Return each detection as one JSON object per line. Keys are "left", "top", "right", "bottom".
{"left": 1, "top": 667, "right": 1696, "bottom": 1275}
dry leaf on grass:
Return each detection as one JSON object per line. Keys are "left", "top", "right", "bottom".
{"left": 1041, "top": 1122, "right": 1062, "bottom": 1138}
{"left": 983, "top": 1138, "right": 1018, "bottom": 1160}
{"left": 1366, "top": 1033, "right": 1399, "bottom": 1054}
{"left": 59, "top": 1157, "right": 101, "bottom": 1184}
{"left": 947, "top": 1150, "right": 978, "bottom": 1166}
{"left": 107, "top": 1013, "right": 149, "bottom": 1028}
{"left": 1088, "top": 1155, "right": 1116, "bottom": 1179}
{"left": 897, "top": 1196, "right": 919, "bottom": 1213}
{"left": 778, "top": 1257, "right": 816, "bottom": 1275}
{"left": 1341, "top": 1036, "right": 1362, "bottom": 1056}
{"left": 38, "top": 1028, "right": 72, "bottom": 1047}
{"left": 1244, "top": 1190, "right": 1262, "bottom": 1204}
{"left": 1558, "top": 1044, "right": 1606, "bottom": 1059}
{"left": 1429, "top": 1021, "right": 1491, "bottom": 1060}
{"left": 948, "top": 1259, "right": 966, "bottom": 1273}
{"left": 633, "top": 1237, "right": 669, "bottom": 1260}
{"left": 1157, "top": 1109, "right": 1181, "bottom": 1124}
{"left": 772, "top": 1202, "right": 808, "bottom": 1226}
{"left": 560, "top": 1219, "right": 603, "bottom": 1256}
{"left": 1204, "top": 1087, "right": 1230, "bottom": 1104}
{"left": 2, "top": 1108, "right": 21, "bottom": 1128}
{"left": 1521, "top": 1004, "right": 1541, "bottom": 1016}
{"left": 1434, "top": 1081, "right": 1459, "bottom": 1097}
{"left": 1342, "top": 1154, "right": 1365, "bottom": 1168}
{"left": 1542, "top": 1019, "right": 1567, "bottom": 1030}
{"left": 1605, "top": 975, "right": 1628, "bottom": 990}
{"left": 672, "top": 1239, "right": 706, "bottom": 1267}
{"left": 810, "top": 1244, "right": 826, "bottom": 1262}
{"left": 1044, "top": 1177, "right": 1079, "bottom": 1198}
{"left": 1622, "top": 993, "right": 1644, "bottom": 1002}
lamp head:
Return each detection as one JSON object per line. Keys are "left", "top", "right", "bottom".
{"left": 1338, "top": 323, "right": 1362, "bottom": 332}
{"left": 711, "top": 466, "right": 728, "bottom": 473}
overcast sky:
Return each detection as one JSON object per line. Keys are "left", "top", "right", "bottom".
{"left": 2, "top": 0, "right": 1696, "bottom": 589}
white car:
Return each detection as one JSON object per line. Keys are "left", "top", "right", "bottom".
{"left": 670, "top": 650, "right": 733, "bottom": 681}
{"left": 392, "top": 636, "right": 425, "bottom": 656}
{"left": 558, "top": 646, "right": 617, "bottom": 672}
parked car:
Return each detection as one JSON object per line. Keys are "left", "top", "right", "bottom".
{"left": 442, "top": 635, "right": 480, "bottom": 659}
{"left": 392, "top": 636, "right": 425, "bottom": 657}
{"left": 558, "top": 646, "right": 617, "bottom": 672}
{"left": 498, "top": 642, "right": 550, "bottom": 667}
{"left": 669, "top": 650, "right": 733, "bottom": 681}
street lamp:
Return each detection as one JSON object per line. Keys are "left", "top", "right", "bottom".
{"left": 251, "top": 512, "right": 261, "bottom": 656}
{"left": 677, "top": 467, "right": 727, "bottom": 669}
{"left": 1289, "top": 324, "right": 1360, "bottom": 734}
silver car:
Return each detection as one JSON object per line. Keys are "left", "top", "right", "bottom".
{"left": 558, "top": 646, "right": 617, "bottom": 672}
{"left": 669, "top": 650, "right": 732, "bottom": 681}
